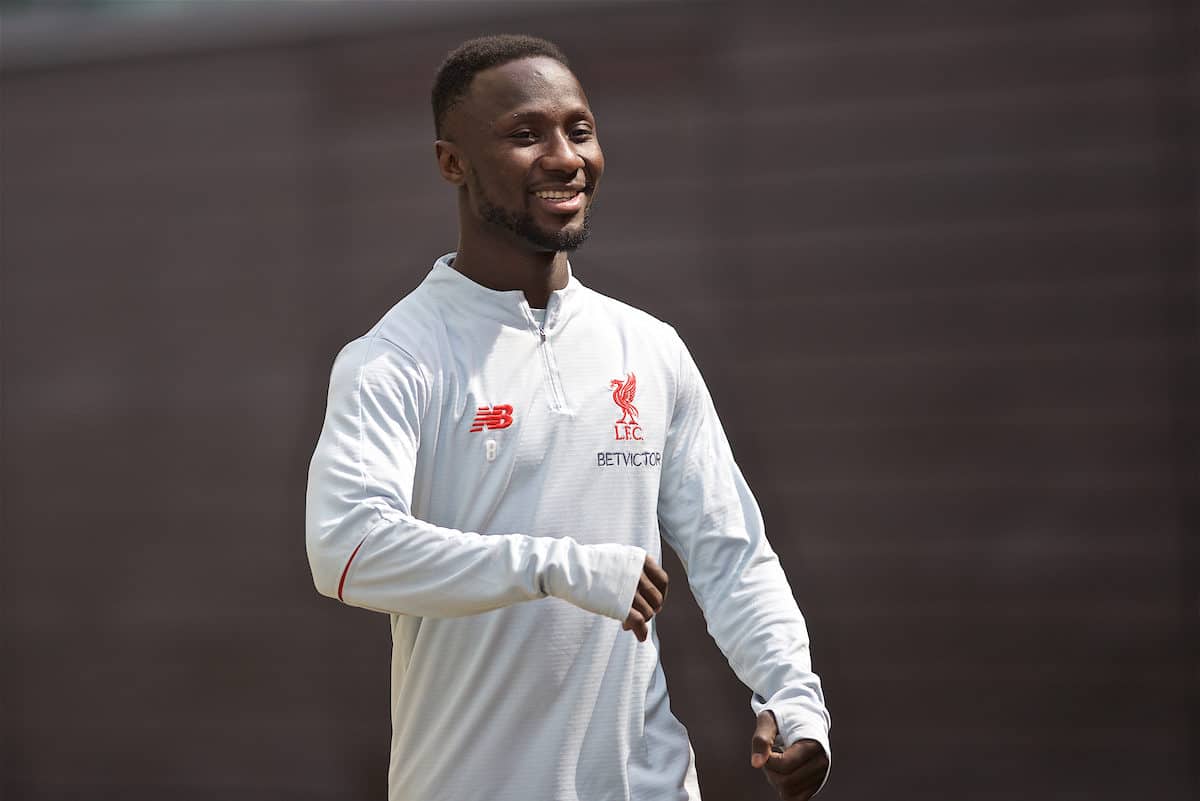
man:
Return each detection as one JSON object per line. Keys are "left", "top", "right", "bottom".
{"left": 306, "top": 34, "right": 830, "bottom": 801}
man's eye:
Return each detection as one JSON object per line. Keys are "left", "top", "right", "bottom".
{"left": 571, "top": 128, "right": 594, "bottom": 141}
{"left": 511, "top": 130, "right": 537, "bottom": 142}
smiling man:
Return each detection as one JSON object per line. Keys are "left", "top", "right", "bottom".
{"left": 306, "top": 35, "right": 830, "bottom": 801}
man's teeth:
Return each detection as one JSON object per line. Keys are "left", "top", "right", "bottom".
{"left": 535, "top": 190, "right": 580, "bottom": 200}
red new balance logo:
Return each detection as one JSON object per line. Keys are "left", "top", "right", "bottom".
{"left": 470, "top": 404, "right": 514, "bottom": 432}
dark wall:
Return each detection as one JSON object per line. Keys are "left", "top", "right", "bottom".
{"left": 2, "top": 2, "right": 1196, "bottom": 800}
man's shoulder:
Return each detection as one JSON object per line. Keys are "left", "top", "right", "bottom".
{"left": 578, "top": 284, "right": 681, "bottom": 344}
{"left": 329, "top": 274, "right": 446, "bottom": 376}
{"left": 374, "top": 280, "right": 446, "bottom": 351}
{"left": 351, "top": 270, "right": 448, "bottom": 352}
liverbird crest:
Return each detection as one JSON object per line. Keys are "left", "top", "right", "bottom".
{"left": 610, "top": 372, "right": 639, "bottom": 425}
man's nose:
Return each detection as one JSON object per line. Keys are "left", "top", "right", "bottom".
{"left": 541, "top": 130, "right": 585, "bottom": 174}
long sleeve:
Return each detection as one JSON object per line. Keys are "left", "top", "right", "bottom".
{"left": 305, "top": 334, "right": 645, "bottom": 622}
{"left": 657, "top": 338, "right": 832, "bottom": 780}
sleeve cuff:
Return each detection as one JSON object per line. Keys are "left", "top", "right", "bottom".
{"left": 590, "top": 543, "right": 646, "bottom": 621}
{"left": 547, "top": 540, "right": 646, "bottom": 621}
{"left": 770, "top": 709, "right": 832, "bottom": 796}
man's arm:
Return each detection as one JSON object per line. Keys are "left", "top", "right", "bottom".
{"left": 657, "top": 336, "right": 831, "bottom": 792}
{"left": 306, "top": 335, "right": 652, "bottom": 624}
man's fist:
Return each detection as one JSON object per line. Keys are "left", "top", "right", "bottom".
{"left": 750, "top": 710, "right": 829, "bottom": 800}
{"left": 622, "top": 554, "right": 668, "bottom": 641}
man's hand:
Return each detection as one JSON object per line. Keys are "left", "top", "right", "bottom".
{"left": 750, "top": 710, "right": 829, "bottom": 800}
{"left": 621, "top": 554, "right": 668, "bottom": 641}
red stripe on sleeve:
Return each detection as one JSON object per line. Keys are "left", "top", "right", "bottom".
{"left": 337, "top": 536, "right": 369, "bottom": 602}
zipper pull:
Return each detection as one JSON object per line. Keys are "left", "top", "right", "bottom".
{"left": 539, "top": 327, "right": 547, "bottom": 342}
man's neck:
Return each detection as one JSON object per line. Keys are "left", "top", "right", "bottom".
{"left": 451, "top": 240, "right": 569, "bottom": 310}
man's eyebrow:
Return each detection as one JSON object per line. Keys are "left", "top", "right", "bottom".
{"left": 501, "top": 107, "right": 594, "bottom": 122}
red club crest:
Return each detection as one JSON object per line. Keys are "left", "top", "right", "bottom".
{"left": 610, "top": 373, "right": 643, "bottom": 440}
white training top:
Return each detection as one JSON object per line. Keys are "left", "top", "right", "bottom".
{"left": 306, "top": 254, "right": 830, "bottom": 801}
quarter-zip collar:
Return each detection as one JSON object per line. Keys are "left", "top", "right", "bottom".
{"left": 426, "top": 252, "right": 580, "bottom": 333}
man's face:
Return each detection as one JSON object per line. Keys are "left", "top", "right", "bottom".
{"left": 443, "top": 57, "right": 604, "bottom": 252}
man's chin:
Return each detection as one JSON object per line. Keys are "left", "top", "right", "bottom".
{"left": 537, "top": 224, "right": 589, "bottom": 252}
{"left": 518, "top": 214, "right": 590, "bottom": 252}
{"left": 478, "top": 197, "right": 591, "bottom": 252}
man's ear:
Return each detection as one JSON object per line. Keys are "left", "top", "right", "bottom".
{"left": 435, "top": 140, "right": 467, "bottom": 186}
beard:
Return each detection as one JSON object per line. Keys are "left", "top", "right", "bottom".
{"left": 470, "top": 172, "right": 592, "bottom": 252}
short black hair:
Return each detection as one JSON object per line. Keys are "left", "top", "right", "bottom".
{"left": 432, "top": 34, "right": 570, "bottom": 138}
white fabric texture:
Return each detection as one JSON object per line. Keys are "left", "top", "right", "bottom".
{"left": 306, "top": 253, "right": 830, "bottom": 801}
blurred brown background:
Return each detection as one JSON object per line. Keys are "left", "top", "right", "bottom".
{"left": 2, "top": 1, "right": 1197, "bottom": 799}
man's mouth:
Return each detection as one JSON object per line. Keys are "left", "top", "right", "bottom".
{"left": 534, "top": 189, "right": 581, "bottom": 200}
{"left": 530, "top": 186, "right": 588, "bottom": 215}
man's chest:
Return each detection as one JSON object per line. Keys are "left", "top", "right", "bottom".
{"left": 449, "top": 330, "right": 669, "bottom": 463}
{"left": 412, "top": 325, "right": 677, "bottom": 533}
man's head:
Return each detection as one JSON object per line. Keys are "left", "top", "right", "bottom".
{"left": 432, "top": 35, "right": 604, "bottom": 254}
